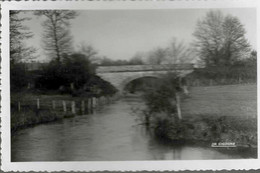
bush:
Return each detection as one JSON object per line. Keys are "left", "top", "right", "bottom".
{"left": 143, "top": 73, "right": 180, "bottom": 115}
{"left": 35, "top": 54, "right": 117, "bottom": 96}
{"left": 84, "top": 75, "right": 118, "bottom": 97}
{"left": 36, "top": 53, "right": 95, "bottom": 91}
{"left": 10, "top": 63, "right": 29, "bottom": 92}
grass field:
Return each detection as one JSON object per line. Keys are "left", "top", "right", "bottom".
{"left": 154, "top": 84, "right": 257, "bottom": 149}
{"left": 182, "top": 84, "right": 257, "bottom": 118}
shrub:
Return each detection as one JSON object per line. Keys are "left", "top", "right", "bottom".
{"left": 142, "top": 73, "right": 179, "bottom": 116}
{"left": 10, "top": 63, "right": 29, "bottom": 92}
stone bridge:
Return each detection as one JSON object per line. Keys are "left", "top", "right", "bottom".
{"left": 96, "top": 64, "right": 194, "bottom": 94}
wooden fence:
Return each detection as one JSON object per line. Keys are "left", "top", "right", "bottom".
{"left": 12, "top": 95, "right": 119, "bottom": 115}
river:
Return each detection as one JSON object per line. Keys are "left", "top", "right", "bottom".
{"left": 11, "top": 96, "right": 254, "bottom": 161}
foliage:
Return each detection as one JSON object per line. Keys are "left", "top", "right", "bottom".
{"left": 10, "top": 63, "right": 29, "bottom": 92}
{"left": 10, "top": 11, "right": 36, "bottom": 92}
{"left": 34, "top": 10, "right": 78, "bottom": 61}
{"left": 154, "top": 114, "right": 257, "bottom": 148}
{"left": 36, "top": 53, "right": 94, "bottom": 90}
{"left": 152, "top": 84, "right": 257, "bottom": 146}
{"left": 193, "top": 10, "right": 250, "bottom": 67}
{"left": 128, "top": 53, "right": 144, "bottom": 65}
{"left": 143, "top": 73, "right": 180, "bottom": 115}
{"left": 187, "top": 50, "right": 257, "bottom": 85}
{"left": 75, "top": 43, "right": 99, "bottom": 63}
{"left": 35, "top": 53, "right": 117, "bottom": 96}
{"left": 63, "top": 53, "right": 95, "bottom": 88}
{"left": 85, "top": 75, "right": 118, "bottom": 96}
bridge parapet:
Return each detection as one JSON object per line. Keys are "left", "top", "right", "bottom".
{"left": 96, "top": 64, "right": 194, "bottom": 94}
{"left": 96, "top": 64, "right": 194, "bottom": 73}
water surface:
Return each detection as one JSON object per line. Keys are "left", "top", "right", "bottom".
{"left": 11, "top": 97, "right": 253, "bottom": 161}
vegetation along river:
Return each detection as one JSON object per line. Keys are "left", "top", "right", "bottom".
{"left": 11, "top": 96, "right": 254, "bottom": 161}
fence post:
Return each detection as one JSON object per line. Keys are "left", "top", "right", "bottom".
{"left": 62, "top": 100, "right": 67, "bottom": 113}
{"left": 18, "top": 101, "right": 21, "bottom": 112}
{"left": 92, "top": 98, "right": 94, "bottom": 111}
{"left": 176, "top": 93, "right": 182, "bottom": 120}
{"left": 99, "top": 96, "right": 101, "bottom": 105}
{"left": 93, "top": 97, "right": 96, "bottom": 108}
{"left": 81, "top": 100, "right": 85, "bottom": 114}
{"left": 71, "top": 101, "right": 76, "bottom": 114}
{"left": 97, "top": 97, "right": 100, "bottom": 107}
{"left": 52, "top": 100, "right": 56, "bottom": 110}
{"left": 88, "top": 98, "right": 92, "bottom": 114}
{"left": 99, "top": 97, "right": 103, "bottom": 106}
{"left": 37, "top": 98, "right": 40, "bottom": 109}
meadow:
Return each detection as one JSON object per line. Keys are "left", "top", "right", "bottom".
{"left": 182, "top": 84, "right": 257, "bottom": 118}
{"left": 154, "top": 84, "right": 257, "bottom": 150}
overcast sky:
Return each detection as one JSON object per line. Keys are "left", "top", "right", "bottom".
{"left": 21, "top": 8, "right": 256, "bottom": 62}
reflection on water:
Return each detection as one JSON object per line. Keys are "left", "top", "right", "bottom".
{"left": 11, "top": 97, "right": 253, "bottom": 161}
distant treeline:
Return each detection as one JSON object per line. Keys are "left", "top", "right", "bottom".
{"left": 187, "top": 53, "right": 257, "bottom": 86}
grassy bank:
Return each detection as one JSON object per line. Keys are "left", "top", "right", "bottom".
{"left": 182, "top": 84, "right": 257, "bottom": 118}
{"left": 154, "top": 115, "right": 257, "bottom": 148}
{"left": 11, "top": 93, "right": 117, "bottom": 133}
{"left": 153, "top": 84, "right": 257, "bottom": 149}
{"left": 11, "top": 109, "right": 73, "bottom": 133}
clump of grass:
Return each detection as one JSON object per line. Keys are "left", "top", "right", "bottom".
{"left": 153, "top": 114, "right": 257, "bottom": 148}
{"left": 11, "top": 108, "right": 64, "bottom": 133}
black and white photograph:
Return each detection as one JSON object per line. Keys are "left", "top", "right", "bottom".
{"left": 1, "top": 0, "right": 260, "bottom": 171}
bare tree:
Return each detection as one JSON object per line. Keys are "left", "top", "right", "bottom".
{"left": 221, "top": 15, "right": 251, "bottom": 65}
{"left": 166, "top": 38, "right": 194, "bottom": 64}
{"left": 76, "top": 42, "right": 99, "bottom": 63}
{"left": 193, "top": 10, "right": 250, "bottom": 67}
{"left": 144, "top": 38, "right": 195, "bottom": 65}
{"left": 129, "top": 52, "right": 144, "bottom": 65}
{"left": 34, "top": 10, "right": 77, "bottom": 62}
{"left": 147, "top": 47, "right": 168, "bottom": 65}
{"left": 10, "top": 11, "right": 35, "bottom": 64}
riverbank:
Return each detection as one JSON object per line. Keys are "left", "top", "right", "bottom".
{"left": 154, "top": 115, "right": 257, "bottom": 149}
{"left": 11, "top": 93, "right": 118, "bottom": 133}
{"left": 11, "top": 108, "right": 75, "bottom": 133}
{"left": 151, "top": 84, "right": 257, "bottom": 153}
{"left": 12, "top": 97, "right": 250, "bottom": 161}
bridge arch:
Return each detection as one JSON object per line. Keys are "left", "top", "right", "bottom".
{"left": 96, "top": 64, "right": 194, "bottom": 95}
{"left": 119, "top": 73, "right": 161, "bottom": 93}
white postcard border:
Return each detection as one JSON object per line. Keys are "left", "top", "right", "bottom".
{"left": 1, "top": 0, "right": 260, "bottom": 171}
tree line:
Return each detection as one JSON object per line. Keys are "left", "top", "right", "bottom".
{"left": 190, "top": 11, "right": 256, "bottom": 85}
{"left": 10, "top": 10, "right": 256, "bottom": 95}
{"left": 10, "top": 10, "right": 116, "bottom": 96}
{"left": 137, "top": 11, "right": 256, "bottom": 131}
